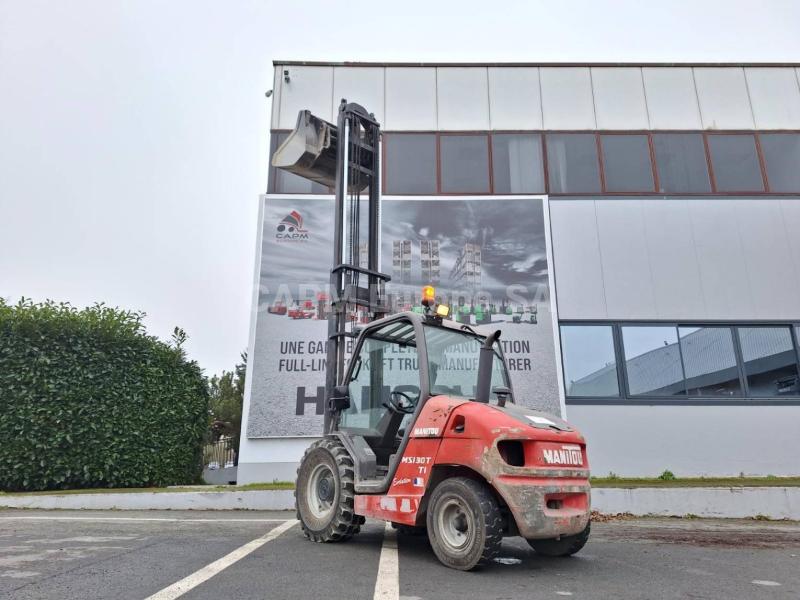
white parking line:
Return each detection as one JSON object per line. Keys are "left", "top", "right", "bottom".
{"left": 373, "top": 522, "right": 399, "bottom": 600}
{"left": 0, "top": 517, "right": 288, "bottom": 523}
{"left": 144, "top": 519, "right": 297, "bottom": 600}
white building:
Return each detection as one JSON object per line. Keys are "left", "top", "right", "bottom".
{"left": 238, "top": 61, "right": 800, "bottom": 483}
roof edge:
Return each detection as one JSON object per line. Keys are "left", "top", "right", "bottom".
{"left": 272, "top": 60, "right": 800, "bottom": 68}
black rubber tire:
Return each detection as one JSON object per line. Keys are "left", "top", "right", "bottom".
{"left": 426, "top": 477, "right": 502, "bottom": 570}
{"left": 294, "top": 437, "right": 363, "bottom": 542}
{"left": 527, "top": 522, "right": 590, "bottom": 557}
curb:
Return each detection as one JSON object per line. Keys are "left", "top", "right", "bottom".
{"left": 592, "top": 486, "right": 800, "bottom": 520}
{"left": 2, "top": 487, "right": 798, "bottom": 519}
{"left": 0, "top": 490, "right": 294, "bottom": 511}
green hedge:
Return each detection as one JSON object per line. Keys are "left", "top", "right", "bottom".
{"left": 0, "top": 299, "right": 209, "bottom": 491}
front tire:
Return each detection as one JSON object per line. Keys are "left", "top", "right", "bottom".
{"left": 295, "top": 437, "right": 363, "bottom": 542}
{"left": 527, "top": 522, "right": 590, "bottom": 557}
{"left": 426, "top": 477, "right": 502, "bottom": 570}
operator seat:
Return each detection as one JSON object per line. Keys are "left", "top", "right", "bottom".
{"left": 363, "top": 385, "right": 420, "bottom": 466}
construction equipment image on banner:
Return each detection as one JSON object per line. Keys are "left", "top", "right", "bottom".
{"left": 246, "top": 196, "right": 560, "bottom": 438}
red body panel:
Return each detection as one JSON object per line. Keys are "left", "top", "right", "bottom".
{"left": 354, "top": 396, "right": 591, "bottom": 539}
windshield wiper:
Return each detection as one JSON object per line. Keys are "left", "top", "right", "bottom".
{"left": 460, "top": 324, "right": 478, "bottom": 335}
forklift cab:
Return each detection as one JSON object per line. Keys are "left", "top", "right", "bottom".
{"left": 334, "top": 312, "right": 511, "bottom": 486}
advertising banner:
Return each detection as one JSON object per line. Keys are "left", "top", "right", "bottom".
{"left": 246, "top": 195, "right": 560, "bottom": 438}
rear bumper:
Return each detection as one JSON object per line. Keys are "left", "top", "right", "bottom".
{"left": 493, "top": 474, "right": 591, "bottom": 540}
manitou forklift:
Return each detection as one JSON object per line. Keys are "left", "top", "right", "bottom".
{"left": 272, "top": 101, "right": 591, "bottom": 570}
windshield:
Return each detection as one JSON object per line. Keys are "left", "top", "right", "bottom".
{"left": 423, "top": 325, "right": 510, "bottom": 401}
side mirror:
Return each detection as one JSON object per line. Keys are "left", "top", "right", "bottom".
{"left": 492, "top": 386, "right": 513, "bottom": 407}
{"left": 329, "top": 385, "right": 351, "bottom": 412}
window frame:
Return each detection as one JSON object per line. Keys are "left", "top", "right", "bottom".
{"left": 705, "top": 132, "right": 768, "bottom": 194}
{"left": 437, "top": 132, "right": 493, "bottom": 195}
{"left": 757, "top": 131, "right": 800, "bottom": 193}
{"left": 544, "top": 131, "right": 605, "bottom": 195}
{"left": 558, "top": 322, "right": 622, "bottom": 399}
{"left": 381, "top": 131, "right": 439, "bottom": 196}
{"left": 562, "top": 320, "right": 800, "bottom": 406}
{"left": 735, "top": 324, "right": 800, "bottom": 399}
{"left": 598, "top": 132, "right": 659, "bottom": 194}
{"left": 267, "top": 128, "right": 800, "bottom": 197}
{"left": 651, "top": 132, "right": 713, "bottom": 194}
{"left": 489, "top": 131, "right": 547, "bottom": 195}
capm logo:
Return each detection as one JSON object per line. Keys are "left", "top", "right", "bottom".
{"left": 276, "top": 210, "right": 309, "bottom": 241}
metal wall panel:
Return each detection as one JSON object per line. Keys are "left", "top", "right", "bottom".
{"left": 276, "top": 66, "right": 334, "bottom": 130}
{"left": 436, "top": 67, "right": 490, "bottom": 130}
{"left": 332, "top": 66, "right": 385, "bottom": 125}
{"left": 550, "top": 197, "right": 800, "bottom": 322}
{"left": 594, "top": 200, "right": 658, "bottom": 319}
{"left": 694, "top": 67, "right": 755, "bottom": 130}
{"left": 549, "top": 200, "right": 607, "bottom": 318}
{"left": 270, "top": 66, "right": 281, "bottom": 130}
{"left": 384, "top": 67, "right": 438, "bottom": 130}
{"left": 745, "top": 68, "right": 800, "bottom": 129}
{"left": 641, "top": 67, "right": 702, "bottom": 129}
{"left": 568, "top": 404, "right": 800, "bottom": 476}
{"left": 687, "top": 200, "right": 755, "bottom": 319}
{"left": 487, "top": 67, "right": 542, "bottom": 130}
{"left": 642, "top": 67, "right": 702, "bottom": 129}
{"left": 781, "top": 199, "right": 800, "bottom": 287}
{"left": 540, "top": 67, "right": 596, "bottom": 130}
{"left": 591, "top": 67, "right": 649, "bottom": 129}
{"left": 640, "top": 199, "right": 706, "bottom": 318}
{"left": 734, "top": 200, "right": 800, "bottom": 319}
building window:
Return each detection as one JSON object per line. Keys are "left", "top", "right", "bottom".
{"left": 621, "top": 325, "right": 685, "bottom": 396}
{"left": 652, "top": 133, "right": 712, "bottom": 193}
{"left": 679, "top": 327, "right": 742, "bottom": 397}
{"left": 439, "top": 134, "right": 490, "bottom": 194}
{"left": 491, "top": 134, "right": 545, "bottom": 194}
{"left": 546, "top": 133, "right": 602, "bottom": 194}
{"left": 560, "top": 325, "right": 620, "bottom": 397}
{"left": 384, "top": 134, "right": 437, "bottom": 194}
{"left": 737, "top": 327, "right": 800, "bottom": 397}
{"left": 760, "top": 133, "right": 800, "bottom": 192}
{"left": 707, "top": 134, "right": 765, "bottom": 192}
{"left": 269, "top": 132, "right": 330, "bottom": 194}
{"left": 600, "top": 134, "right": 655, "bottom": 192}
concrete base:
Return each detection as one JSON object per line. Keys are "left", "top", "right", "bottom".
{"left": 592, "top": 487, "right": 800, "bottom": 520}
{"left": 0, "top": 490, "right": 294, "bottom": 511}
{"left": 202, "top": 466, "right": 238, "bottom": 485}
{"left": 2, "top": 487, "right": 798, "bottom": 519}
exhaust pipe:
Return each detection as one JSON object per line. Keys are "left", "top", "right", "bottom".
{"left": 475, "top": 330, "right": 501, "bottom": 403}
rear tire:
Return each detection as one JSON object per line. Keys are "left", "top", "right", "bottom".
{"left": 527, "top": 522, "right": 590, "bottom": 557}
{"left": 295, "top": 437, "right": 363, "bottom": 542}
{"left": 426, "top": 477, "right": 502, "bottom": 570}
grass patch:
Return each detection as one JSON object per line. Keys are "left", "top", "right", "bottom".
{"left": 4, "top": 477, "right": 799, "bottom": 496}
{"left": 591, "top": 476, "right": 800, "bottom": 488}
{"left": 0, "top": 482, "right": 295, "bottom": 496}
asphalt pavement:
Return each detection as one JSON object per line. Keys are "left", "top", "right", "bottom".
{"left": 0, "top": 509, "right": 798, "bottom": 599}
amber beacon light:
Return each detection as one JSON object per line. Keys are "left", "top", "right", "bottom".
{"left": 421, "top": 285, "right": 436, "bottom": 307}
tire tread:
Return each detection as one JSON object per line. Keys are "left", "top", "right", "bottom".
{"left": 294, "top": 436, "right": 361, "bottom": 543}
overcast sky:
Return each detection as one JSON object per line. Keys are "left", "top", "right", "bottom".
{"left": 1, "top": 0, "right": 799, "bottom": 376}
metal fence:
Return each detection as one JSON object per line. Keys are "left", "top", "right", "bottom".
{"left": 203, "top": 436, "right": 238, "bottom": 470}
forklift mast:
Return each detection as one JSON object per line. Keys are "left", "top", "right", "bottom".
{"left": 271, "top": 100, "right": 391, "bottom": 433}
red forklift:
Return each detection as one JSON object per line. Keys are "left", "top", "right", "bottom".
{"left": 272, "top": 102, "right": 591, "bottom": 570}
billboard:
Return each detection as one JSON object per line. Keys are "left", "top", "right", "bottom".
{"left": 246, "top": 195, "right": 561, "bottom": 438}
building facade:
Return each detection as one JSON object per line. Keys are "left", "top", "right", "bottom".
{"left": 238, "top": 62, "right": 800, "bottom": 483}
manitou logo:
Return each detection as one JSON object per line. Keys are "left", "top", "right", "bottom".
{"left": 276, "top": 210, "right": 309, "bottom": 241}
{"left": 542, "top": 445, "right": 583, "bottom": 466}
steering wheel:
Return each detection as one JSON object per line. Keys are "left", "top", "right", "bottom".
{"left": 383, "top": 390, "right": 417, "bottom": 415}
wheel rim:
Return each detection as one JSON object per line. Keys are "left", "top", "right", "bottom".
{"left": 306, "top": 463, "right": 337, "bottom": 519}
{"left": 437, "top": 497, "right": 474, "bottom": 551}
